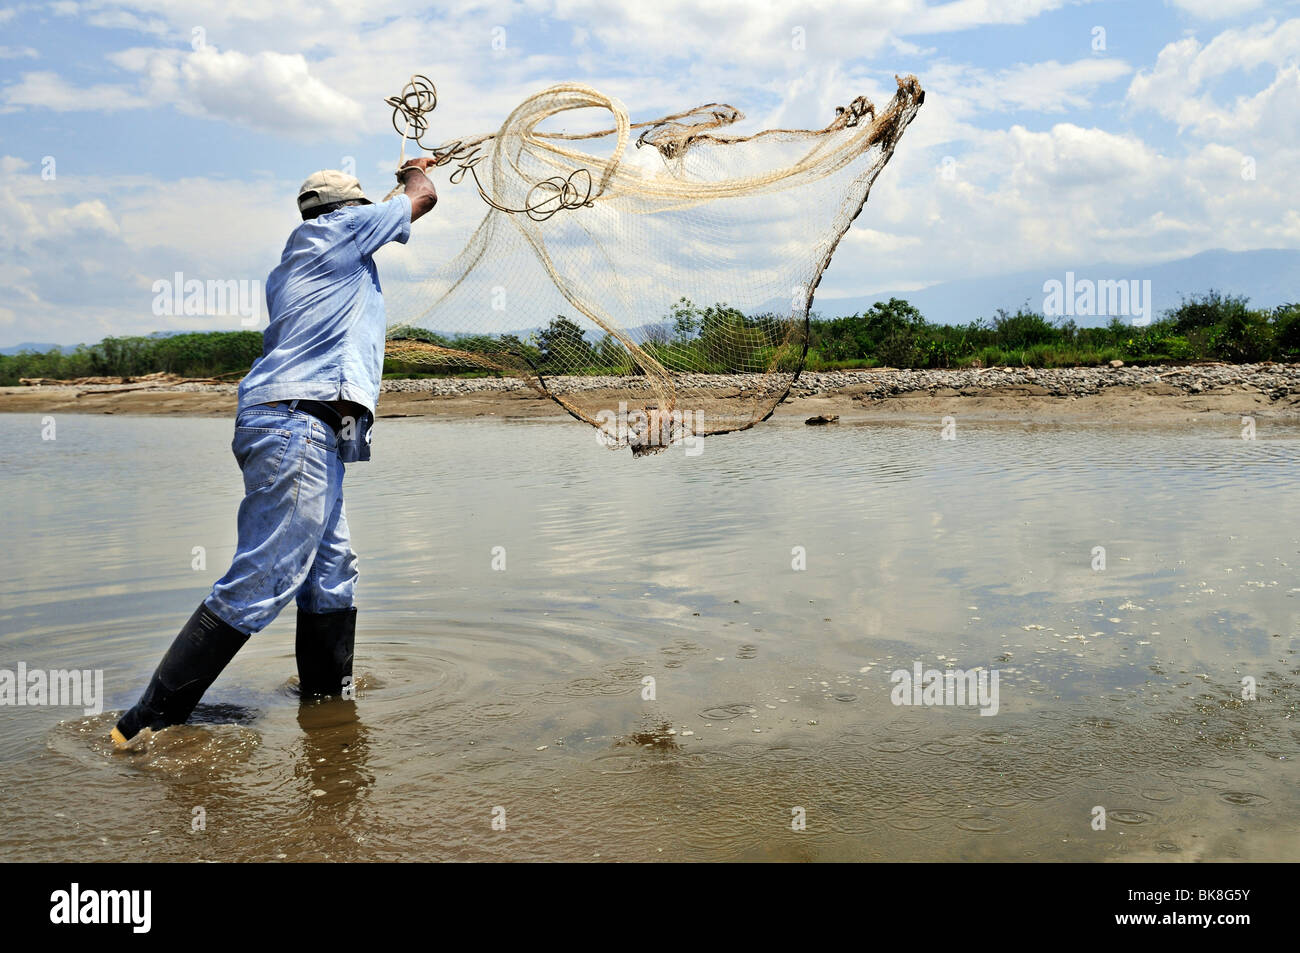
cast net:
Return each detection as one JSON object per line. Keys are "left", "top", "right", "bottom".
{"left": 382, "top": 75, "right": 925, "bottom": 453}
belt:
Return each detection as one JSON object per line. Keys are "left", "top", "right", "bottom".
{"left": 264, "top": 399, "right": 345, "bottom": 433}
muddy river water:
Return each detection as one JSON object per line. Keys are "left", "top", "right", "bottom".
{"left": 1, "top": 412, "right": 1296, "bottom": 861}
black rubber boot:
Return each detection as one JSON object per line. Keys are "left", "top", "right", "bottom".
{"left": 295, "top": 607, "right": 356, "bottom": 700}
{"left": 112, "top": 603, "right": 249, "bottom": 745}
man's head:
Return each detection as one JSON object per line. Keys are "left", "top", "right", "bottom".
{"left": 297, "top": 170, "right": 372, "bottom": 220}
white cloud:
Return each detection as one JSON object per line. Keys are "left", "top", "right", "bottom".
{"left": 928, "top": 57, "right": 1132, "bottom": 115}
{"left": 1127, "top": 18, "right": 1300, "bottom": 141}
{"left": 0, "top": 46, "right": 39, "bottom": 58}
{"left": 1, "top": 70, "right": 148, "bottom": 111}
{"left": 541, "top": 0, "right": 1078, "bottom": 70}
{"left": 3, "top": 45, "right": 365, "bottom": 136}
{"left": 55, "top": 0, "right": 1079, "bottom": 79}
{"left": 0, "top": 7, "right": 26, "bottom": 25}
{"left": 815, "top": 74, "right": 1300, "bottom": 297}
{"left": 1006, "top": 121, "right": 1150, "bottom": 179}
{"left": 0, "top": 1, "right": 1099, "bottom": 149}
{"left": 1167, "top": 0, "right": 1266, "bottom": 20}
{"left": 0, "top": 160, "right": 292, "bottom": 342}
{"left": 908, "top": 0, "right": 1072, "bottom": 34}
{"left": 85, "top": 10, "right": 169, "bottom": 34}
{"left": 172, "top": 46, "right": 365, "bottom": 135}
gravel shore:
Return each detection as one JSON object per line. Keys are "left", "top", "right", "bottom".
{"left": 140, "top": 361, "right": 1300, "bottom": 400}
{"left": 789, "top": 362, "right": 1300, "bottom": 401}
{"left": 5, "top": 363, "right": 1299, "bottom": 421}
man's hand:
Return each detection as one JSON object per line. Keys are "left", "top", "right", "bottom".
{"left": 397, "top": 158, "right": 438, "bottom": 222}
{"left": 398, "top": 157, "right": 437, "bottom": 175}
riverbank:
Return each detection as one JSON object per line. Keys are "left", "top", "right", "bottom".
{"left": 3, "top": 362, "right": 1298, "bottom": 424}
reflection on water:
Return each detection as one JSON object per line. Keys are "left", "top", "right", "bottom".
{"left": 1, "top": 412, "right": 1298, "bottom": 861}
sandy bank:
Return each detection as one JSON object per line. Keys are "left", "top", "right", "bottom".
{"left": 3, "top": 363, "right": 1298, "bottom": 425}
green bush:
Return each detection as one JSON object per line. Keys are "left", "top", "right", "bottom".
{"left": 1270, "top": 304, "right": 1300, "bottom": 360}
{"left": 876, "top": 331, "right": 920, "bottom": 368}
{"left": 991, "top": 308, "right": 1057, "bottom": 350}
{"left": 1207, "top": 311, "right": 1273, "bottom": 363}
{"left": 1168, "top": 290, "right": 1251, "bottom": 334}
{"left": 0, "top": 332, "right": 264, "bottom": 385}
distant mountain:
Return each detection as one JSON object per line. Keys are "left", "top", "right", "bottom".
{"left": 806, "top": 248, "right": 1300, "bottom": 325}
{"left": 0, "top": 342, "right": 73, "bottom": 355}
{"left": 0, "top": 329, "right": 214, "bottom": 354}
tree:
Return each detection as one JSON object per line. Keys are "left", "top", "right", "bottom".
{"left": 1167, "top": 290, "right": 1251, "bottom": 333}
{"left": 669, "top": 297, "right": 701, "bottom": 342}
{"left": 595, "top": 333, "right": 628, "bottom": 369}
{"left": 536, "top": 315, "right": 594, "bottom": 369}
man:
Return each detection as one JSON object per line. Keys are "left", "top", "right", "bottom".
{"left": 112, "top": 159, "right": 438, "bottom": 746}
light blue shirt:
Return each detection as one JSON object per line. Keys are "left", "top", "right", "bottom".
{"left": 239, "top": 194, "right": 412, "bottom": 462}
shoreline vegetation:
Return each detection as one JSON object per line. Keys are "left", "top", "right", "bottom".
{"left": 4, "top": 291, "right": 1298, "bottom": 389}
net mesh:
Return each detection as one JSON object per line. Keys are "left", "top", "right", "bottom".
{"left": 382, "top": 75, "right": 925, "bottom": 452}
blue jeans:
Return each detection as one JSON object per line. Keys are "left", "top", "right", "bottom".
{"left": 205, "top": 404, "right": 358, "bottom": 634}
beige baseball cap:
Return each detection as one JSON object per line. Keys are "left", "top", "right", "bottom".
{"left": 297, "top": 170, "right": 372, "bottom": 213}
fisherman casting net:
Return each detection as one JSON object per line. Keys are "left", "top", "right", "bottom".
{"left": 382, "top": 75, "right": 925, "bottom": 453}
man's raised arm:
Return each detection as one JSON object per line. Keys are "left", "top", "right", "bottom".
{"left": 397, "top": 157, "right": 438, "bottom": 221}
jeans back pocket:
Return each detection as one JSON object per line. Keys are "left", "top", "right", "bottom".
{"left": 233, "top": 426, "right": 292, "bottom": 492}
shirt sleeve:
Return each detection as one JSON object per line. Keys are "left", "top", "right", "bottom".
{"left": 350, "top": 194, "right": 412, "bottom": 257}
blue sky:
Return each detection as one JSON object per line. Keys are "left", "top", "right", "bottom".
{"left": 1, "top": 0, "right": 1297, "bottom": 345}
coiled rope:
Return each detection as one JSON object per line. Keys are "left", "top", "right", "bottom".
{"left": 385, "top": 74, "right": 593, "bottom": 221}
